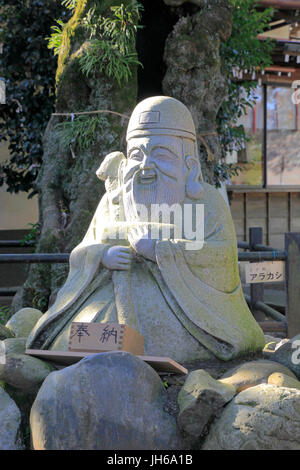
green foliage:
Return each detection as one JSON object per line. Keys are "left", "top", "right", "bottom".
{"left": 78, "top": 2, "right": 143, "bottom": 85}
{"left": 32, "top": 292, "right": 49, "bottom": 312}
{"left": 46, "top": 0, "right": 79, "bottom": 56}
{"left": 0, "top": 0, "right": 70, "bottom": 196}
{"left": 62, "top": 0, "right": 79, "bottom": 10}
{"left": 47, "top": 20, "right": 66, "bottom": 56}
{"left": 214, "top": 162, "right": 243, "bottom": 188}
{"left": 0, "top": 306, "right": 10, "bottom": 326}
{"left": 55, "top": 114, "right": 109, "bottom": 150}
{"left": 94, "top": 4, "right": 141, "bottom": 54}
{"left": 221, "top": 0, "right": 274, "bottom": 74}
{"left": 79, "top": 40, "right": 141, "bottom": 85}
{"left": 20, "top": 223, "right": 41, "bottom": 248}
{"left": 48, "top": 2, "right": 143, "bottom": 86}
{"left": 216, "top": 0, "right": 274, "bottom": 184}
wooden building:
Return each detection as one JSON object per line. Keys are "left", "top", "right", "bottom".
{"left": 228, "top": 0, "right": 300, "bottom": 248}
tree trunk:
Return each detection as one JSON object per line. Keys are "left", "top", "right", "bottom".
{"left": 12, "top": 0, "right": 232, "bottom": 313}
{"left": 12, "top": 0, "right": 138, "bottom": 311}
{"left": 162, "top": 0, "right": 232, "bottom": 182}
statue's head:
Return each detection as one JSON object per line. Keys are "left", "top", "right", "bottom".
{"left": 123, "top": 96, "right": 203, "bottom": 207}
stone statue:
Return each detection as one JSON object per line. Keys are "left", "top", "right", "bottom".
{"left": 26, "top": 96, "right": 265, "bottom": 362}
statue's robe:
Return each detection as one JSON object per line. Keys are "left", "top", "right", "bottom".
{"left": 27, "top": 183, "right": 265, "bottom": 362}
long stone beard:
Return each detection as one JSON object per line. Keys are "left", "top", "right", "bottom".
{"left": 123, "top": 171, "right": 185, "bottom": 223}
{"left": 137, "top": 171, "right": 185, "bottom": 206}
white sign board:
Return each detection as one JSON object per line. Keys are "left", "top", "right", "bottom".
{"left": 245, "top": 261, "right": 285, "bottom": 284}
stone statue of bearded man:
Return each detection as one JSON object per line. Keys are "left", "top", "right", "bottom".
{"left": 27, "top": 96, "right": 265, "bottom": 363}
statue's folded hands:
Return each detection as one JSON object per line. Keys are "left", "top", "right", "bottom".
{"left": 102, "top": 246, "right": 133, "bottom": 270}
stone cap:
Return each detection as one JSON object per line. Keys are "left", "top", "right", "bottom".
{"left": 126, "top": 96, "right": 196, "bottom": 141}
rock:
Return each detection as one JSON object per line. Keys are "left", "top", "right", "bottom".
{"left": 264, "top": 335, "right": 282, "bottom": 351}
{"left": 262, "top": 336, "right": 285, "bottom": 359}
{"left": 0, "top": 385, "right": 24, "bottom": 450}
{"left": 268, "top": 372, "right": 300, "bottom": 390}
{"left": 0, "top": 324, "right": 15, "bottom": 340}
{"left": 202, "top": 384, "right": 300, "bottom": 450}
{"left": 30, "top": 351, "right": 183, "bottom": 450}
{"left": 274, "top": 338, "right": 290, "bottom": 351}
{"left": 6, "top": 308, "right": 43, "bottom": 338}
{"left": 0, "top": 337, "right": 26, "bottom": 356}
{"left": 272, "top": 334, "right": 300, "bottom": 379}
{"left": 0, "top": 353, "right": 54, "bottom": 391}
{"left": 219, "top": 359, "right": 297, "bottom": 392}
{"left": 177, "top": 369, "right": 236, "bottom": 439}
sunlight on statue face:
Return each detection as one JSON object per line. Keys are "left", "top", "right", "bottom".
{"left": 123, "top": 135, "right": 187, "bottom": 208}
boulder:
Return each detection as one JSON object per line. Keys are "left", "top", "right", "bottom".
{"left": 0, "top": 385, "right": 24, "bottom": 450}
{"left": 0, "top": 353, "right": 54, "bottom": 391}
{"left": 219, "top": 359, "right": 297, "bottom": 392}
{"left": 202, "top": 384, "right": 300, "bottom": 450}
{"left": 274, "top": 338, "right": 290, "bottom": 351}
{"left": 268, "top": 372, "right": 300, "bottom": 390}
{"left": 263, "top": 335, "right": 283, "bottom": 351}
{"left": 0, "top": 337, "right": 26, "bottom": 369}
{"left": 30, "top": 351, "right": 183, "bottom": 450}
{"left": 5, "top": 308, "right": 43, "bottom": 338}
{"left": 0, "top": 337, "right": 26, "bottom": 356}
{"left": 177, "top": 369, "right": 235, "bottom": 438}
{"left": 272, "top": 334, "right": 300, "bottom": 379}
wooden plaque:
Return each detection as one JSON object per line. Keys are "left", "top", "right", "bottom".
{"left": 25, "top": 349, "right": 188, "bottom": 375}
{"left": 68, "top": 322, "right": 144, "bottom": 356}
